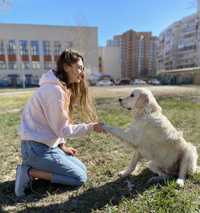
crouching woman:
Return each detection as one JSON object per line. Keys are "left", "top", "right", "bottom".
{"left": 15, "top": 49, "right": 104, "bottom": 197}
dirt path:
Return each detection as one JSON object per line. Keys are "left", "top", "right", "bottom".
{"left": 0, "top": 85, "right": 200, "bottom": 98}
{"left": 91, "top": 85, "right": 200, "bottom": 98}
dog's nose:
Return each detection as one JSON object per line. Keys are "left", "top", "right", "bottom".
{"left": 118, "top": 98, "right": 122, "bottom": 102}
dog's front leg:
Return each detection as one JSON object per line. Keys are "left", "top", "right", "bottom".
{"left": 119, "top": 151, "right": 141, "bottom": 178}
{"left": 102, "top": 124, "right": 133, "bottom": 143}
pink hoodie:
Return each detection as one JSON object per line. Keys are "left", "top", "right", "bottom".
{"left": 19, "top": 70, "right": 93, "bottom": 147}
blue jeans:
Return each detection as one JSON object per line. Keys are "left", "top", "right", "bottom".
{"left": 21, "top": 140, "right": 87, "bottom": 186}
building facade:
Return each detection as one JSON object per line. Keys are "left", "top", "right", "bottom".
{"left": 157, "top": 11, "right": 200, "bottom": 71}
{"left": 0, "top": 23, "right": 98, "bottom": 87}
{"left": 98, "top": 46, "right": 121, "bottom": 80}
{"left": 107, "top": 30, "right": 158, "bottom": 80}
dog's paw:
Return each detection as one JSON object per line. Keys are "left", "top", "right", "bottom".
{"left": 176, "top": 178, "right": 185, "bottom": 187}
{"left": 118, "top": 170, "right": 129, "bottom": 178}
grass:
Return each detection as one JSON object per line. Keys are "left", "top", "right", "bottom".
{"left": 0, "top": 92, "right": 200, "bottom": 212}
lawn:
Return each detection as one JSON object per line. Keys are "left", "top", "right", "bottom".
{"left": 0, "top": 91, "right": 200, "bottom": 212}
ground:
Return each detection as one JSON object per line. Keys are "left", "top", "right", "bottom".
{"left": 0, "top": 85, "right": 200, "bottom": 213}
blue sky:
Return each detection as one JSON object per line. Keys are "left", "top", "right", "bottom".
{"left": 0, "top": 0, "right": 197, "bottom": 46}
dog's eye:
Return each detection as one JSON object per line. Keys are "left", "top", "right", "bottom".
{"left": 130, "top": 94, "right": 134, "bottom": 97}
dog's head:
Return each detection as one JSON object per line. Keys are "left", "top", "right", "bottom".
{"left": 118, "top": 88, "right": 162, "bottom": 116}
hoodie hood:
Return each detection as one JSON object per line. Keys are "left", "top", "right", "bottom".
{"left": 39, "top": 70, "right": 60, "bottom": 86}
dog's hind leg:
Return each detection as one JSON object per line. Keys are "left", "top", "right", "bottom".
{"left": 118, "top": 151, "right": 141, "bottom": 178}
{"left": 147, "top": 162, "right": 169, "bottom": 184}
{"left": 187, "top": 144, "right": 198, "bottom": 175}
{"left": 148, "top": 162, "right": 167, "bottom": 177}
{"left": 177, "top": 145, "right": 198, "bottom": 187}
{"left": 176, "top": 152, "right": 189, "bottom": 187}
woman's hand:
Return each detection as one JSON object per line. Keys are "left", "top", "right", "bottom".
{"left": 59, "top": 143, "right": 77, "bottom": 156}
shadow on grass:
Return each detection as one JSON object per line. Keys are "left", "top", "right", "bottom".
{"left": 3, "top": 169, "right": 174, "bottom": 213}
{"left": 0, "top": 179, "right": 79, "bottom": 207}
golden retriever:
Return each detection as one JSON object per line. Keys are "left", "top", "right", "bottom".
{"left": 102, "top": 88, "right": 198, "bottom": 187}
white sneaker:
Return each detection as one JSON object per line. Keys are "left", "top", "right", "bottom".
{"left": 15, "top": 165, "right": 31, "bottom": 197}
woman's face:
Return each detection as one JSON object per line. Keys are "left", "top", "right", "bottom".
{"left": 64, "top": 57, "right": 84, "bottom": 84}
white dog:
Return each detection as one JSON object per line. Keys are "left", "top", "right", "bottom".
{"left": 102, "top": 88, "right": 198, "bottom": 187}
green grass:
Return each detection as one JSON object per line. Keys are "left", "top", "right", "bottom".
{"left": 0, "top": 94, "right": 31, "bottom": 113}
{"left": 0, "top": 95, "right": 200, "bottom": 212}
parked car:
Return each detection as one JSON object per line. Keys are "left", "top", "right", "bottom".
{"left": 148, "top": 79, "right": 161, "bottom": 85}
{"left": 118, "top": 79, "right": 130, "bottom": 85}
{"left": 96, "top": 79, "right": 114, "bottom": 86}
{"left": 131, "top": 79, "right": 147, "bottom": 85}
{"left": 0, "top": 79, "right": 10, "bottom": 87}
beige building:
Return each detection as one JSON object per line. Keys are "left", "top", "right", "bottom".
{"left": 0, "top": 23, "right": 98, "bottom": 86}
{"left": 98, "top": 46, "right": 121, "bottom": 80}
{"left": 107, "top": 30, "right": 158, "bottom": 80}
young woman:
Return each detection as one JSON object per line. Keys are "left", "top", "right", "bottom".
{"left": 15, "top": 49, "right": 104, "bottom": 197}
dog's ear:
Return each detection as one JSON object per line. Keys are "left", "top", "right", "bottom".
{"left": 149, "top": 101, "right": 162, "bottom": 113}
{"left": 135, "top": 93, "right": 148, "bottom": 108}
{"left": 146, "top": 93, "right": 162, "bottom": 113}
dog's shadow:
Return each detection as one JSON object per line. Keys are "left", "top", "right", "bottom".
{"left": 0, "top": 168, "right": 175, "bottom": 213}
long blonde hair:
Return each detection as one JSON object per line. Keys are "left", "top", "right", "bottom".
{"left": 55, "top": 49, "right": 98, "bottom": 122}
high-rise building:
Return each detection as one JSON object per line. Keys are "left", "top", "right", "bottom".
{"left": 157, "top": 1, "right": 200, "bottom": 71}
{"left": 0, "top": 23, "right": 98, "bottom": 87}
{"left": 158, "top": 14, "right": 200, "bottom": 71}
{"left": 198, "top": 0, "right": 200, "bottom": 12}
{"left": 107, "top": 30, "right": 158, "bottom": 80}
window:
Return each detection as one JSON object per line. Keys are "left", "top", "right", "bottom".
{"left": 30, "top": 41, "right": 40, "bottom": 56}
{"left": 19, "top": 40, "right": 29, "bottom": 55}
{"left": 64, "top": 41, "right": 73, "bottom": 49}
{"left": 7, "top": 40, "right": 16, "bottom": 55}
{"left": 43, "top": 41, "right": 51, "bottom": 55}
{"left": 8, "top": 62, "right": 17, "bottom": 70}
{"left": 32, "top": 62, "right": 40, "bottom": 69}
{"left": 21, "top": 62, "right": 30, "bottom": 69}
{"left": 54, "top": 41, "right": 62, "bottom": 55}
{"left": 0, "top": 40, "right": 5, "bottom": 55}
{"left": 0, "top": 61, "right": 6, "bottom": 69}
{"left": 44, "top": 62, "right": 52, "bottom": 70}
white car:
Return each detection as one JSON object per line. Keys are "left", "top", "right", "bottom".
{"left": 96, "top": 80, "right": 114, "bottom": 86}
{"left": 148, "top": 79, "right": 161, "bottom": 85}
{"left": 132, "top": 79, "right": 147, "bottom": 85}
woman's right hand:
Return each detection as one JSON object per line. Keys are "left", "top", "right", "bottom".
{"left": 92, "top": 122, "right": 106, "bottom": 133}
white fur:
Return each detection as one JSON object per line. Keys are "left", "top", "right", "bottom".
{"left": 103, "top": 88, "right": 198, "bottom": 187}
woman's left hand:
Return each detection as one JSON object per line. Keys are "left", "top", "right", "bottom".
{"left": 59, "top": 143, "right": 77, "bottom": 156}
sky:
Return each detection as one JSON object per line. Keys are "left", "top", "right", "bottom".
{"left": 0, "top": 0, "right": 198, "bottom": 46}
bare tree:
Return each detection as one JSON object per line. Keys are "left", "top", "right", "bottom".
{"left": 0, "top": 0, "right": 11, "bottom": 11}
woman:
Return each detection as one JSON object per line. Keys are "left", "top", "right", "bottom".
{"left": 15, "top": 49, "right": 104, "bottom": 197}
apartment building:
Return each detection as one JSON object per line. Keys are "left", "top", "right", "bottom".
{"left": 157, "top": 11, "right": 200, "bottom": 71}
{"left": 0, "top": 23, "right": 98, "bottom": 87}
{"left": 106, "top": 30, "right": 158, "bottom": 80}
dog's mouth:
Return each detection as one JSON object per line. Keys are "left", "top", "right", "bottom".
{"left": 119, "top": 100, "right": 132, "bottom": 111}
{"left": 120, "top": 103, "right": 132, "bottom": 111}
